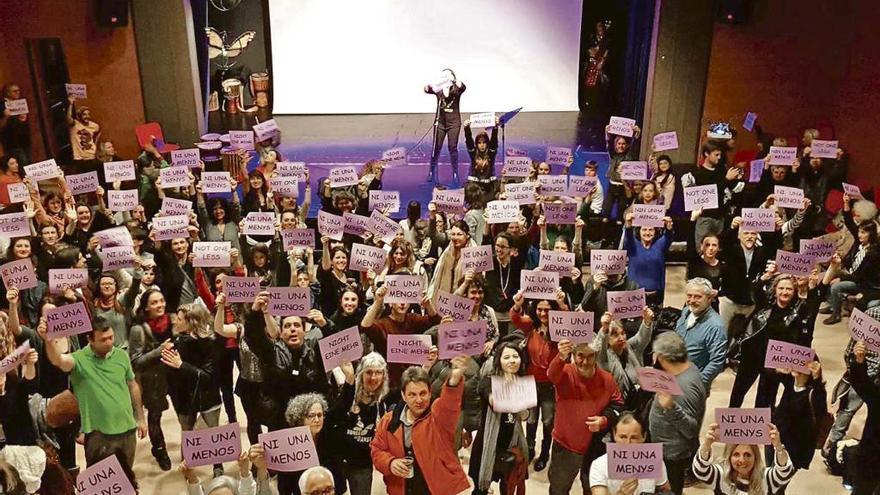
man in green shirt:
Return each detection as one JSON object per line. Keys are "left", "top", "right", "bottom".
{"left": 44, "top": 314, "right": 146, "bottom": 484}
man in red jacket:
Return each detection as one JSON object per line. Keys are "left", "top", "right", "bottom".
{"left": 547, "top": 338, "right": 623, "bottom": 495}
{"left": 371, "top": 356, "right": 471, "bottom": 495}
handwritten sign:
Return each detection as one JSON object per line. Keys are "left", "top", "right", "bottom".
{"left": 65, "top": 83, "right": 88, "bottom": 99}
{"left": 223, "top": 277, "right": 261, "bottom": 304}
{"left": 545, "top": 146, "right": 572, "bottom": 167}
{"left": 277, "top": 161, "right": 307, "bottom": 180}
{"left": 382, "top": 147, "right": 407, "bottom": 167}
{"left": 842, "top": 182, "right": 862, "bottom": 199}
{"left": 774, "top": 250, "right": 815, "bottom": 277}
{"left": 384, "top": 275, "right": 424, "bottom": 304}
{"left": 438, "top": 320, "right": 487, "bottom": 359}
{"left": 230, "top": 130, "right": 254, "bottom": 150}
{"left": 491, "top": 375, "right": 538, "bottom": 413}
{"left": 24, "top": 159, "right": 62, "bottom": 181}
{"left": 437, "top": 291, "right": 475, "bottom": 321}
{"left": 607, "top": 443, "right": 664, "bottom": 480}
{"left": 268, "top": 287, "right": 310, "bottom": 317}
{"left": 369, "top": 190, "right": 400, "bottom": 213}
{"left": 101, "top": 246, "right": 136, "bottom": 270}
{"left": 619, "top": 161, "right": 648, "bottom": 181}
{"left": 609, "top": 116, "right": 636, "bottom": 137}
{"left": 65, "top": 172, "right": 99, "bottom": 195}
{"left": 538, "top": 250, "right": 575, "bottom": 275}
{"left": 94, "top": 226, "right": 133, "bottom": 247}
{"left": 607, "top": 289, "right": 646, "bottom": 320}
{"left": 48, "top": 268, "right": 89, "bottom": 294}
{"left": 0, "top": 258, "right": 37, "bottom": 290}
{"left": 192, "top": 242, "right": 230, "bottom": 268}
{"left": 537, "top": 175, "right": 567, "bottom": 195}
{"left": 4, "top": 99, "right": 27, "bottom": 116}
{"left": 741, "top": 208, "right": 776, "bottom": 232}
{"left": 269, "top": 175, "right": 298, "bottom": 198}
{"left": 810, "top": 139, "right": 838, "bottom": 159}
{"left": 683, "top": 185, "right": 719, "bottom": 211}
{"left": 330, "top": 166, "right": 359, "bottom": 188}
{"left": 6, "top": 183, "right": 28, "bottom": 204}
{"left": 253, "top": 119, "right": 280, "bottom": 142}
{"left": 632, "top": 204, "right": 666, "bottom": 228}
{"left": 460, "top": 245, "right": 494, "bottom": 273}
{"left": 259, "top": 426, "right": 319, "bottom": 472}
{"left": 486, "top": 200, "right": 520, "bottom": 224}
{"left": 317, "top": 210, "right": 344, "bottom": 241}
{"left": 242, "top": 212, "right": 275, "bottom": 236}
{"left": 591, "top": 249, "right": 627, "bottom": 275}
{"left": 568, "top": 176, "right": 598, "bottom": 197}
{"left": 637, "top": 367, "right": 683, "bottom": 395}
{"left": 152, "top": 214, "right": 189, "bottom": 241}
{"left": 749, "top": 160, "right": 764, "bottom": 183}
{"left": 504, "top": 182, "right": 537, "bottom": 205}
{"left": 201, "top": 171, "right": 232, "bottom": 193}
{"left": 764, "top": 339, "right": 814, "bottom": 374}
{"left": 430, "top": 72, "right": 453, "bottom": 91}
{"left": 470, "top": 112, "right": 496, "bottom": 128}
{"left": 160, "top": 197, "right": 193, "bottom": 217}
{"left": 503, "top": 156, "right": 532, "bottom": 177}
{"left": 318, "top": 326, "right": 363, "bottom": 370}
{"left": 104, "top": 160, "right": 136, "bottom": 182}
{"left": 387, "top": 335, "right": 432, "bottom": 365}
{"left": 505, "top": 146, "right": 529, "bottom": 157}
{"left": 368, "top": 210, "right": 401, "bottom": 243}
{"left": 159, "top": 166, "right": 190, "bottom": 189}
{"left": 800, "top": 238, "right": 835, "bottom": 263}
{"left": 544, "top": 202, "right": 578, "bottom": 225}
{"left": 742, "top": 112, "right": 757, "bottom": 132}
{"left": 0, "top": 212, "right": 31, "bottom": 238}
{"left": 282, "top": 228, "right": 315, "bottom": 250}
{"left": 108, "top": 190, "right": 138, "bottom": 212}
{"left": 171, "top": 149, "right": 201, "bottom": 168}
{"left": 715, "top": 408, "right": 771, "bottom": 445}
{"left": 849, "top": 308, "right": 880, "bottom": 353}
{"left": 0, "top": 342, "right": 31, "bottom": 376}
{"left": 652, "top": 131, "right": 679, "bottom": 152}
{"left": 432, "top": 188, "right": 465, "bottom": 213}
{"left": 76, "top": 455, "right": 135, "bottom": 495}
{"left": 548, "top": 311, "right": 594, "bottom": 343}
{"left": 349, "top": 243, "right": 387, "bottom": 273}
{"left": 768, "top": 146, "right": 797, "bottom": 166}
{"left": 46, "top": 302, "right": 92, "bottom": 338}
{"left": 774, "top": 185, "right": 804, "bottom": 209}
{"left": 182, "top": 423, "right": 241, "bottom": 467}
{"left": 520, "top": 269, "right": 559, "bottom": 300}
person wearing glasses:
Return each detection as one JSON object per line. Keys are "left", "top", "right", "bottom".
{"left": 298, "top": 466, "right": 336, "bottom": 495}
{"left": 280, "top": 393, "right": 339, "bottom": 495}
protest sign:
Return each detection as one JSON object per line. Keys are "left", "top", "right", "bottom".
{"left": 182, "top": 423, "right": 241, "bottom": 467}
{"left": 591, "top": 250, "right": 627, "bottom": 275}
{"left": 811, "top": 139, "right": 839, "bottom": 159}
{"left": 282, "top": 228, "right": 315, "bottom": 251}
{"left": 48, "top": 268, "right": 89, "bottom": 294}
{"left": 101, "top": 246, "right": 136, "bottom": 270}
{"left": 607, "top": 289, "right": 646, "bottom": 320}
{"left": 438, "top": 320, "right": 487, "bottom": 359}
{"left": 715, "top": 408, "right": 771, "bottom": 445}
{"left": 330, "top": 166, "right": 359, "bottom": 188}
{"left": 740, "top": 208, "right": 776, "bottom": 232}
{"left": 607, "top": 443, "right": 664, "bottom": 480}
{"left": 159, "top": 166, "right": 190, "bottom": 189}
{"left": 65, "top": 83, "right": 88, "bottom": 99}
{"left": 66, "top": 171, "right": 99, "bottom": 195}
{"left": 0, "top": 342, "right": 31, "bottom": 376}
{"left": 317, "top": 210, "right": 344, "bottom": 241}
{"left": 104, "top": 160, "right": 136, "bottom": 182}
{"left": 384, "top": 275, "right": 424, "bottom": 304}
{"left": 436, "top": 291, "right": 475, "bottom": 321}
{"left": 637, "top": 367, "right": 683, "bottom": 396}
{"left": 368, "top": 210, "right": 401, "bottom": 243}
{"left": 46, "top": 302, "right": 92, "bottom": 338}
{"left": 486, "top": 200, "right": 520, "bottom": 224}
{"left": 799, "top": 238, "right": 835, "bottom": 263}
{"left": 773, "top": 185, "right": 804, "bottom": 209}
{"left": 369, "top": 190, "right": 400, "bottom": 213}
{"left": 632, "top": 204, "right": 666, "bottom": 228}
{"left": 543, "top": 202, "right": 577, "bottom": 225}
{"left": 160, "top": 197, "right": 193, "bottom": 217}
{"left": 538, "top": 250, "right": 575, "bottom": 275}
{"left": 192, "top": 242, "right": 231, "bottom": 268}
{"left": 152, "top": 214, "right": 189, "bottom": 241}
{"left": 268, "top": 287, "right": 310, "bottom": 317}
{"left": 342, "top": 212, "right": 370, "bottom": 237}
{"left": 259, "top": 426, "right": 319, "bottom": 472}
{"left": 504, "top": 182, "right": 537, "bottom": 205}
{"left": 652, "top": 131, "right": 679, "bottom": 151}
{"left": 568, "top": 176, "right": 598, "bottom": 197}
{"left": 503, "top": 156, "right": 532, "bottom": 177}
{"left": 506, "top": 146, "right": 529, "bottom": 157}
{"left": 0, "top": 213, "right": 30, "bottom": 238}
{"left": 774, "top": 250, "right": 815, "bottom": 277}
{"left": 230, "top": 130, "right": 254, "bottom": 150}
{"left": 223, "top": 277, "right": 261, "bottom": 304}
{"left": 76, "top": 455, "right": 135, "bottom": 495}
{"left": 842, "top": 182, "right": 863, "bottom": 199}
{"left": 460, "top": 245, "right": 494, "bottom": 273}
{"left": 242, "top": 212, "right": 275, "bottom": 236}
{"left": 432, "top": 188, "right": 465, "bottom": 213}
{"left": 253, "top": 119, "right": 280, "bottom": 141}
{"left": 683, "top": 185, "right": 719, "bottom": 211}
{"left": 619, "top": 161, "right": 648, "bottom": 181}
{"left": 382, "top": 147, "right": 407, "bottom": 167}
{"left": 537, "top": 175, "right": 567, "bottom": 195}
{"left": 743, "top": 112, "right": 757, "bottom": 132}
{"left": 548, "top": 311, "right": 594, "bottom": 343}
{"left": 609, "top": 116, "right": 636, "bottom": 137}
{"left": 349, "top": 243, "right": 387, "bottom": 272}
{"left": 491, "top": 375, "right": 538, "bottom": 413}
{"left": 171, "top": 149, "right": 201, "bottom": 168}
{"left": 469, "top": 112, "right": 496, "bottom": 128}
{"left": 545, "top": 146, "right": 572, "bottom": 167}
{"left": 520, "top": 270, "right": 559, "bottom": 300}
{"left": 269, "top": 176, "right": 298, "bottom": 198}
{"left": 0, "top": 258, "right": 37, "bottom": 290}
{"left": 277, "top": 162, "right": 307, "bottom": 179}
{"left": 4, "top": 99, "right": 27, "bottom": 116}
{"left": 6, "top": 183, "right": 28, "bottom": 204}
{"left": 94, "top": 226, "right": 133, "bottom": 247}
{"left": 764, "top": 339, "right": 815, "bottom": 374}
{"left": 318, "top": 326, "right": 363, "bottom": 370}
{"left": 768, "top": 146, "right": 797, "bottom": 165}
{"left": 749, "top": 160, "right": 764, "bottom": 183}
{"left": 201, "top": 171, "right": 232, "bottom": 193}
{"left": 107, "top": 190, "right": 138, "bottom": 212}
{"left": 387, "top": 335, "right": 432, "bottom": 365}
{"left": 849, "top": 308, "right": 880, "bottom": 353}
{"left": 24, "top": 159, "right": 62, "bottom": 181}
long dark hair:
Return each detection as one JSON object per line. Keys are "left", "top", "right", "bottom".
{"left": 859, "top": 220, "right": 879, "bottom": 247}
{"left": 207, "top": 197, "right": 235, "bottom": 225}
{"left": 525, "top": 299, "right": 562, "bottom": 329}
{"left": 406, "top": 200, "right": 420, "bottom": 226}
{"left": 491, "top": 341, "right": 528, "bottom": 377}
{"left": 134, "top": 288, "right": 165, "bottom": 324}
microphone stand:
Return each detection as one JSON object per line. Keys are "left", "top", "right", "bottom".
{"left": 408, "top": 88, "right": 442, "bottom": 184}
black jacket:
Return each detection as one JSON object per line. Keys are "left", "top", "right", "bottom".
{"left": 166, "top": 333, "right": 221, "bottom": 416}
{"left": 774, "top": 376, "right": 827, "bottom": 469}
{"left": 718, "top": 232, "right": 767, "bottom": 306}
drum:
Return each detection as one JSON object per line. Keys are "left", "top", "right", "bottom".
{"left": 250, "top": 72, "right": 270, "bottom": 108}
{"left": 221, "top": 147, "right": 247, "bottom": 180}
{"left": 222, "top": 78, "right": 243, "bottom": 113}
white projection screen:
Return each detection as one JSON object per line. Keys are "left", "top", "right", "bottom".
{"left": 268, "top": 0, "right": 584, "bottom": 114}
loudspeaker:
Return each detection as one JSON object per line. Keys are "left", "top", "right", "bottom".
{"left": 96, "top": 0, "right": 129, "bottom": 28}
{"left": 716, "top": 0, "right": 752, "bottom": 24}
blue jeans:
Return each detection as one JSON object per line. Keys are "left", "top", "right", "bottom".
{"left": 828, "top": 280, "right": 860, "bottom": 312}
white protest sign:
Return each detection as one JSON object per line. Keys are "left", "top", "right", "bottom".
{"left": 369, "top": 190, "right": 400, "bottom": 213}
{"left": 619, "top": 161, "right": 648, "bottom": 181}
{"left": 767, "top": 146, "right": 797, "bottom": 166}
{"left": 799, "top": 238, "right": 835, "bottom": 263}
{"left": 4, "top": 99, "right": 27, "bottom": 116}
{"left": 171, "top": 149, "right": 201, "bottom": 168}
{"left": 382, "top": 147, "right": 407, "bottom": 167}
{"left": 192, "top": 242, "right": 231, "bottom": 268}
{"left": 76, "top": 455, "right": 135, "bottom": 495}
{"left": 842, "top": 182, "right": 863, "bottom": 199}
{"left": 652, "top": 131, "right": 679, "bottom": 151}
{"left": 460, "top": 245, "right": 494, "bottom": 273}
{"left": 849, "top": 308, "right": 880, "bottom": 353}
{"left": 773, "top": 185, "right": 804, "bottom": 209}
{"left": 490, "top": 375, "right": 538, "bottom": 413}
{"left": 436, "top": 291, "right": 475, "bottom": 321}
{"left": 438, "top": 321, "right": 487, "bottom": 359}
{"left": 230, "top": 130, "right": 254, "bottom": 150}
{"left": 108, "top": 190, "right": 139, "bottom": 212}
{"left": 65, "top": 83, "right": 88, "bottom": 99}
{"left": 503, "top": 156, "right": 532, "bottom": 177}
{"left": 182, "top": 423, "right": 241, "bottom": 467}
{"left": 348, "top": 243, "right": 387, "bottom": 273}
{"left": 548, "top": 311, "right": 594, "bottom": 343}
{"left": 811, "top": 140, "right": 838, "bottom": 159}
{"left": 568, "top": 176, "right": 598, "bottom": 197}
{"left": 66, "top": 172, "right": 99, "bottom": 195}
{"left": 607, "top": 289, "right": 646, "bottom": 320}
{"left": 520, "top": 269, "right": 559, "bottom": 300}
{"left": 268, "top": 287, "right": 311, "bottom": 317}
{"left": 538, "top": 250, "right": 575, "bottom": 275}
{"left": 159, "top": 166, "right": 191, "bottom": 189}
{"left": 269, "top": 175, "right": 298, "bottom": 198}
{"left": 259, "top": 427, "right": 319, "bottom": 472}
{"left": 160, "top": 197, "right": 193, "bottom": 217}
{"left": 387, "top": 335, "right": 432, "bottom": 365}
{"left": 318, "top": 326, "right": 364, "bottom": 370}
{"left": 152, "top": 214, "right": 189, "bottom": 241}
{"left": 242, "top": 212, "right": 275, "bottom": 236}
{"left": 740, "top": 208, "right": 776, "bottom": 232}
{"left": 282, "top": 228, "right": 315, "bottom": 251}
{"left": 24, "top": 159, "right": 62, "bottom": 181}
{"left": 683, "top": 185, "right": 718, "bottom": 212}
{"left": 253, "top": 119, "right": 280, "bottom": 142}
{"left": 545, "top": 146, "right": 572, "bottom": 167}
{"left": 6, "top": 183, "right": 28, "bottom": 204}
{"left": 486, "top": 200, "right": 520, "bottom": 224}
{"left": 591, "top": 250, "right": 627, "bottom": 275}
{"left": 632, "top": 204, "right": 666, "bottom": 228}
{"left": 383, "top": 275, "right": 424, "bottom": 304}
{"left": 104, "top": 160, "right": 136, "bottom": 182}
{"left": 608, "top": 116, "right": 636, "bottom": 137}
{"left": 201, "top": 171, "right": 232, "bottom": 193}
{"left": 774, "top": 250, "right": 815, "bottom": 277}
{"left": 538, "top": 175, "right": 567, "bottom": 196}
{"left": 504, "top": 182, "right": 537, "bottom": 205}
{"left": 469, "top": 112, "right": 495, "bottom": 128}
{"left": 0, "top": 212, "right": 31, "bottom": 238}
{"left": 277, "top": 161, "right": 307, "bottom": 180}
{"left": 330, "top": 166, "right": 359, "bottom": 188}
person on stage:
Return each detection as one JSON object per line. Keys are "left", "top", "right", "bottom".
{"left": 424, "top": 69, "right": 465, "bottom": 184}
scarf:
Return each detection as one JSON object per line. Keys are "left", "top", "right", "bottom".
{"left": 147, "top": 314, "right": 171, "bottom": 340}
{"left": 477, "top": 404, "right": 528, "bottom": 491}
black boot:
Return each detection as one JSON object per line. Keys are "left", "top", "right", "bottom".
{"left": 526, "top": 421, "right": 538, "bottom": 461}
{"left": 152, "top": 446, "right": 171, "bottom": 471}
{"left": 534, "top": 431, "right": 552, "bottom": 471}
{"left": 823, "top": 311, "right": 842, "bottom": 325}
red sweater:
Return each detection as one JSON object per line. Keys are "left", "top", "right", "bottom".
{"left": 547, "top": 354, "right": 623, "bottom": 454}
{"left": 511, "top": 308, "right": 558, "bottom": 383}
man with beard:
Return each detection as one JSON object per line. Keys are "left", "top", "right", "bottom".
{"left": 718, "top": 224, "right": 768, "bottom": 330}
{"left": 546, "top": 339, "right": 623, "bottom": 495}
{"left": 674, "top": 278, "right": 728, "bottom": 389}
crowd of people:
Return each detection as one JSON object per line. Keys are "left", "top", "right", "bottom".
{"left": 0, "top": 78, "right": 876, "bottom": 495}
